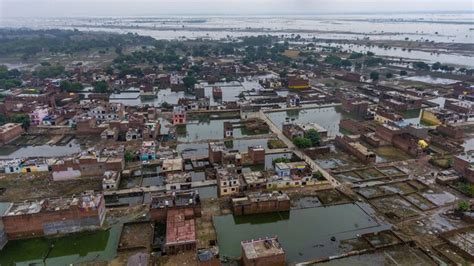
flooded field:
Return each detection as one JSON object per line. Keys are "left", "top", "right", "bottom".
{"left": 108, "top": 79, "right": 263, "bottom": 107}
{"left": 266, "top": 107, "right": 343, "bottom": 137}
{"left": 374, "top": 146, "right": 412, "bottom": 163}
{"left": 177, "top": 118, "right": 241, "bottom": 142}
{"left": 213, "top": 203, "right": 389, "bottom": 263}
{"left": 0, "top": 139, "right": 82, "bottom": 159}
{"left": 178, "top": 138, "right": 270, "bottom": 158}
{"left": 0, "top": 226, "right": 121, "bottom": 265}
{"left": 401, "top": 75, "right": 459, "bottom": 85}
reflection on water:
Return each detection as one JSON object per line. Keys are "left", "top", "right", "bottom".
{"left": 0, "top": 140, "right": 82, "bottom": 159}
{"left": 0, "top": 226, "right": 121, "bottom": 265}
{"left": 266, "top": 107, "right": 343, "bottom": 137}
{"left": 213, "top": 203, "right": 387, "bottom": 262}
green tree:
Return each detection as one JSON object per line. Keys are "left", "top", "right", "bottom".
{"left": 432, "top": 62, "right": 441, "bottom": 71}
{"left": 124, "top": 150, "right": 135, "bottom": 162}
{"left": 304, "top": 129, "right": 321, "bottom": 147}
{"left": 69, "top": 82, "right": 84, "bottom": 92}
{"left": 370, "top": 71, "right": 379, "bottom": 81}
{"left": 183, "top": 75, "right": 197, "bottom": 89}
{"left": 293, "top": 137, "right": 312, "bottom": 149}
{"left": 161, "top": 101, "right": 171, "bottom": 109}
{"left": 11, "top": 114, "right": 30, "bottom": 130}
{"left": 458, "top": 201, "right": 469, "bottom": 212}
{"left": 60, "top": 80, "right": 71, "bottom": 92}
{"left": 93, "top": 81, "right": 109, "bottom": 93}
{"left": 400, "top": 70, "right": 408, "bottom": 76}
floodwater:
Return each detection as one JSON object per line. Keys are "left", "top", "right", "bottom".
{"left": 317, "top": 41, "right": 474, "bottom": 67}
{"left": 177, "top": 118, "right": 240, "bottom": 142}
{"left": 2, "top": 14, "right": 473, "bottom": 66}
{"left": 266, "top": 107, "right": 343, "bottom": 136}
{"left": 213, "top": 202, "right": 389, "bottom": 263}
{"left": 0, "top": 226, "right": 121, "bottom": 266}
{"left": 401, "top": 75, "right": 459, "bottom": 85}
{"left": 178, "top": 138, "right": 270, "bottom": 160}
{"left": 0, "top": 140, "right": 82, "bottom": 159}
{"left": 109, "top": 79, "right": 263, "bottom": 107}
{"left": 3, "top": 13, "right": 472, "bottom": 43}
{"left": 197, "top": 186, "right": 218, "bottom": 199}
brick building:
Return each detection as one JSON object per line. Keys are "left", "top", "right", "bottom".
{"left": 2, "top": 191, "right": 106, "bottom": 240}
{"left": 232, "top": 191, "right": 290, "bottom": 216}
{"left": 0, "top": 123, "right": 24, "bottom": 144}
{"left": 164, "top": 209, "right": 196, "bottom": 254}
{"left": 248, "top": 146, "right": 265, "bottom": 165}
{"left": 241, "top": 237, "right": 285, "bottom": 266}
{"left": 453, "top": 152, "right": 474, "bottom": 183}
{"left": 335, "top": 135, "right": 376, "bottom": 164}
{"left": 149, "top": 190, "right": 201, "bottom": 222}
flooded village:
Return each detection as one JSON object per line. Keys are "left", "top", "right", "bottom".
{"left": 0, "top": 12, "right": 473, "bottom": 266}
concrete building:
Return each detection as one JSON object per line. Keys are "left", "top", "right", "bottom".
{"left": 102, "top": 171, "right": 121, "bottom": 190}
{"left": 379, "top": 91, "right": 422, "bottom": 111}
{"left": 2, "top": 191, "right": 106, "bottom": 239}
{"left": 282, "top": 123, "right": 304, "bottom": 140}
{"left": 242, "top": 171, "right": 267, "bottom": 191}
{"left": 149, "top": 190, "right": 201, "bottom": 221}
{"left": 0, "top": 123, "right": 24, "bottom": 144}
{"left": 29, "top": 106, "right": 50, "bottom": 126}
{"left": 241, "top": 237, "right": 285, "bottom": 266}
{"left": 335, "top": 135, "right": 376, "bottom": 164}
{"left": 51, "top": 149, "right": 124, "bottom": 181}
{"left": 267, "top": 161, "right": 317, "bottom": 189}
{"left": 453, "top": 152, "right": 474, "bottom": 183}
{"left": 86, "top": 101, "right": 125, "bottom": 123}
{"left": 172, "top": 106, "right": 186, "bottom": 125}
{"left": 232, "top": 191, "right": 290, "bottom": 216}
{"left": 208, "top": 142, "right": 242, "bottom": 167}
{"left": 165, "top": 172, "right": 192, "bottom": 191}
{"left": 217, "top": 166, "right": 241, "bottom": 197}
{"left": 140, "top": 141, "right": 157, "bottom": 161}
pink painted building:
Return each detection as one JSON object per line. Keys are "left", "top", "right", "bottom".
{"left": 29, "top": 106, "right": 50, "bottom": 126}
{"left": 172, "top": 106, "right": 186, "bottom": 125}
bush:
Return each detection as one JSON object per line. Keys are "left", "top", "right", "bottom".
{"left": 293, "top": 137, "right": 312, "bottom": 149}
{"left": 273, "top": 157, "right": 291, "bottom": 164}
{"left": 458, "top": 201, "right": 469, "bottom": 212}
{"left": 93, "top": 81, "right": 109, "bottom": 93}
{"left": 400, "top": 70, "right": 408, "bottom": 76}
{"left": 305, "top": 129, "right": 321, "bottom": 147}
{"left": 370, "top": 71, "right": 379, "bottom": 81}
{"left": 124, "top": 150, "right": 135, "bottom": 162}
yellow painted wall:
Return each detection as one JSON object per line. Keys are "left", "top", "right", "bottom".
{"left": 421, "top": 109, "right": 442, "bottom": 126}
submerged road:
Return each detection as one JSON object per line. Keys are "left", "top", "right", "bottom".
{"left": 103, "top": 179, "right": 217, "bottom": 196}
{"left": 257, "top": 108, "right": 343, "bottom": 190}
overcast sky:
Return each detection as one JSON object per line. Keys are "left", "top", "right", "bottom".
{"left": 1, "top": 0, "right": 473, "bottom": 17}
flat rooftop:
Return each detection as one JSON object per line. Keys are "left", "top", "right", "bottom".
{"left": 241, "top": 237, "right": 284, "bottom": 259}
{"left": 165, "top": 209, "right": 196, "bottom": 246}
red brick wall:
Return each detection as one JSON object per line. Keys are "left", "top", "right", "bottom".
{"left": 3, "top": 205, "right": 101, "bottom": 239}
{"left": 0, "top": 124, "right": 24, "bottom": 143}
